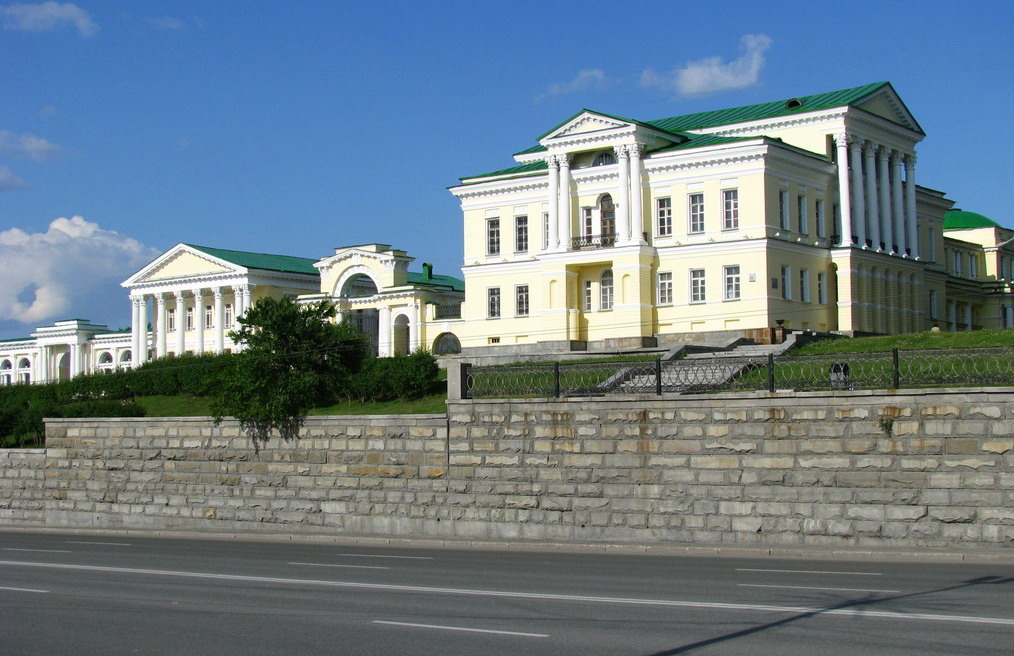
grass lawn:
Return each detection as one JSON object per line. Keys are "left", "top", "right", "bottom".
{"left": 792, "top": 328, "right": 1014, "bottom": 354}
{"left": 135, "top": 393, "right": 448, "bottom": 417}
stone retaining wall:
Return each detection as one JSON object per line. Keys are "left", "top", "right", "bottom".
{"left": 2, "top": 388, "right": 1012, "bottom": 547}
{"left": 0, "top": 448, "right": 46, "bottom": 525}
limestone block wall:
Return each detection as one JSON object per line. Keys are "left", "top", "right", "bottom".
{"left": 0, "top": 449, "right": 46, "bottom": 525}
{"left": 1, "top": 388, "right": 1012, "bottom": 548}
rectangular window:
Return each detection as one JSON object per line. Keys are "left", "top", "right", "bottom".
{"left": 799, "top": 268, "right": 810, "bottom": 302}
{"left": 779, "top": 190, "right": 789, "bottom": 229}
{"left": 600, "top": 272, "right": 613, "bottom": 310}
{"left": 487, "top": 287, "right": 501, "bottom": 318}
{"left": 657, "top": 272, "right": 673, "bottom": 305}
{"left": 815, "top": 199, "right": 826, "bottom": 238}
{"left": 781, "top": 265, "right": 791, "bottom": 300}
{"left": 969, "top": 253, "right": 978, "bottom": 279}
{"left": 797, "top": 195, "right": 808, "bottom": 234}
{"left": 690, "top": 269, "right": 706, "bottom": 303}
{"left": 224, "top": 303, "right": 233, "bottom": 328}
{"left": 583, "top": 280, "right": 593, "bottom": 311}
{"left": 927, "top": 227, "right": 936, "bottom": 261}
{"left": 515, "top": 215, "right": 528, "bottom": 253}
{"left": 723, "top": 265, "right": 741, "bottom": 301}
{"left": 487, "top": 219, "right": 500, "bottom": 255}
{"left": 722, "top": 189, "right": 739, "bottom": 230}
{"left": 205, "top": 305, "right": 213, "bottom": 328}
{"left": 186, "top": 307, "right": 194, "bottom": 331}
{"left": 953, "top": 250, "right": 961, "bottom": 275}
{"left": 543, "top": 212, "right": 550, "bottom": 250}
{"left": 929, "top": 290, "right": 939, "bottom": 320}
{"left": 817, "top": 272, "right": 827, "bottom": 305}
{"left": 688, "top": 193, "right": 704, "bottom": 234}
{"left": 167, "top": 308, "right": 176, "bottom": 332}
{"left": 656, "top": 197, "right": 672, "bottom": 236}
{"left": 582, "top": 207, "right": 593, "bottom": 237}
{"left": 515, "top": 285, "right": 529, "bottom": 317}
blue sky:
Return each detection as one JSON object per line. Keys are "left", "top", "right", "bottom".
{"left": 1, "top": 1, "right": 1011, "bottom": 339}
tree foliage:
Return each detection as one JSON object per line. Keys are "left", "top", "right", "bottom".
{"left": 211, "top": 296, "right": 368, "bottom": 446}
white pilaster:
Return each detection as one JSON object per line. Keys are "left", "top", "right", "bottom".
{"left": 547, "top": 156, "right": 560, "bottom": 251}
{"left": 615, "top": 144, "right": 630, "bottom": 243}
{"left": 849, "top": 138, "right": 867, "bottom": 247}
{"left": 156, "top": 294, "right": 167, "bottom": 358}
{"left": 877, "top": 147, "right": 892, "bottom": 253}
{"left": 834, "top": 133, "right": 852, "bottom": 246}
{"left": 558, "top": 155, "right": 572, "bottom": 250}
{"left": 629, "top": 143, "right": 644, "bottom": 244}
{"left": 193, "top": 289, "right": 205, "bottom": 354}
{"left": 905, "top": 154, "right": 919, "bottom": 259}
{"left": 864, "top": 142, "right": 880, "bottom": 251}
{"left": 129, "top": 295, "right": 140, "bottom": 366}
{"left": 213, "top": 287, "right": 225, "bottom": 353}
{"left": 378, "top": 305, "right": 392, "bottom": 357}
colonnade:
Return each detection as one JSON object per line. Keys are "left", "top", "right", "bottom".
{"left": 544, "top": 143, "right": 645, "bottom": 252}
{"left": 130, "top": 284, "right": 253, "bottom": 365}
{"left": 834, "top": 133, "right": 918, "bottom": 257}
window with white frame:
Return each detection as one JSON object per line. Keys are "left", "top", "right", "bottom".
{"left": 167, "top": 308, "right": 176, "bottom": 332}
{"left": 815, "top": 199, "right": 826, "bottom": 238}
{"left": 582, "top": 207, "right": 593, "bottom": 237}
{"left": 781, "top": 265, "right": 792, "bottom": 300}
{"left": 600, "top": 195, "right": 616, "bottom": 240}
{"left": 799, "top": 268, "right": 810, "bottom": 302}
{"left": 224, "top": 303, "right": 233, "bottom": 328}
{"left": 657, "top": 272, "right": 673, "bottom": 305}
{"left": 487, "top": 218, "right": 500, "bottom": 255}
{"left": 515, "top": 285, "right": 529, "bottom": 317}
{"left": 600, "top": 269, "right": 613, "bottom": 310}
{"left": 817, "top": 272, "right": 827, "bottom": 305}
{"left": 656, "top": 197, "right": 672, "bottom": 236}
{"left": 688, "top": 193, "right": 704, "bottom": 234}
{"left": 592, "top": 152, "right": 616, "bottom": 166}
{"left": 969, "top": 253, "right": 978, "bottom": 279}
{"left": 487, "top": 287, "right": 501, "bottom": 318}
{"left": 515, "top": 215, "right": 528, "bottom": 253}
{"left": 797, "top": 195, "right": 808, "bottom": 234}
{"left": 186, "top": 307, "right": 194, "bottom": 331}
{"left": 583, "top": 280, "right": 593, "bottom": 311}
{"left": 543, "top": 212, "right": 550, "bottom": 250}
{"left": 723, "top": 265, "right": 741, "bottom": 300}
{"left": 952, "top": 250, "right": 961, "bottom": 275}
{"left": 690, "top": 269, "right": 706, "bottom": 303}
{"left": 779, "top": 190, "right": 789, "bottom": 229}
{"left": 205, "top": 305, "right": 213, "bottom": 328}
{"left": 722, "top": 189, "right": 739, "bottom": 230}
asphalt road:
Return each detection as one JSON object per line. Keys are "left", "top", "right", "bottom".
{"left": 1, "top": 530, "right": 1013, "bottom": 655}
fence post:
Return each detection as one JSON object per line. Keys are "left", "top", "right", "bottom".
{"left": 655, "top": 358, "right": 662, "bottom": 395}
{"left": 554, "top": 362, "right": 561, "bottom": 398}
{"left": 892, "top": 348, "right": 900, "bottom": 389}
{"left": 453, "top": 362, "right": 471, "bottom": 400}
{"left": 767, "top": 353, "right": 775, "bottom": 392}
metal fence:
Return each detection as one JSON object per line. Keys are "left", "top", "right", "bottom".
{"left": 461, "top": 346, "right": 1014, "bottom": 399}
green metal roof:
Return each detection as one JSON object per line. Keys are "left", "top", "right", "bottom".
{"left": 186, "top": 244, "right": 320, "bottom": 276}
{"left": 407, "top": 271, "right": 464, "bottom": 292}
{"left": 0, "top": 336, "right": 32, "bottom": 343}
{"left": 943, "top": 210, "right": 1001, "bottom": 231}
{"left": 461, "top": 160, "right": 548, "bottom": 182}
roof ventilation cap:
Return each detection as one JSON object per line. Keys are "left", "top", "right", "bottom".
{"left": 786, "top": 98, "right": 803, "bottom": 109}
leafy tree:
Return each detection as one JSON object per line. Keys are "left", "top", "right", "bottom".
{"left": 211, "top": 297, "right": 368, "bottom": 446}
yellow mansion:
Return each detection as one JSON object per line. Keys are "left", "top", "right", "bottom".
{"left": 2, "top": 81, "right": 1012, "bottom": 382}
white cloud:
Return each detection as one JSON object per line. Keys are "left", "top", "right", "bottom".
{"left": 1, "top": 2, "right": 98, "bottom": 37}
{"left": 642, "top": 34, "right": 773, "bottom": 98}
{"left": 0, "top": 217, "right": 159, "bottom": 325}
{"left": 535, "top": 69, "right": 614, "bottom": 103}
{"left": 0, "top": 165, "right": 26, "bottom": 190}
{"left": 0, "top": 129, "right": 62, "bottom": 161}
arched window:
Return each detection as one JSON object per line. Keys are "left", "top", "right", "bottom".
{"left": 600, "top": 195, "right": 616, "bottom": 243}
{"left": 16, "top": 358, "right": 31, "bottom": 384}
{"left": 433, "top": 332, "right": 461, "bottom": 355}
{"left": 592, "top": 152, "right": 616, "bottom": 167}
{"left": 99, "top": 352, "right": 114, "bottom": 364}
{"left": 600, "top": 269, "right": 614, "bottom": 310}
{"left": 0, "top": 359, "right": 11, "bottom": 386}
{"left": 120, "top": 350, "right": 132, "bottom": 363}
{"left": 0, "top": 359, "right": 11, "bottom": 370}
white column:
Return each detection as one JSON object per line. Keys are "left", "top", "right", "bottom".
{"left": 378, "top": 305, "right": 392, "bottom": 357}
{"left": 213, "top": 287, "right": 225, "bottom": 353}
{"left": 905, "top": 154, "right": 919, "bottom": 259}
{"left": 156, "top": 294, "right": 167, "bottom": 358}
{"left": 877, "top": 147, "right": 892, "bottom": 253}
{"left": 834, "top": 134, "right": 853, "bottom": 246}
{"left": 547, "top": 156, "right": 560, "bottom": 251}
{"left": 864, "top": 142, "right": 880, "bottom": 251}
{"left": 964, "top": 303, "right": 973, "bottom": 332}
{"left": 891, "top": 152, "right": 906, "bottom": 256}
{"left": 174, "top": 291, "right": 186, "bottom": 356}
{"left": 850, "top": 138, "right": 867, "bottom": 247}
{"left": 37, "top": 346, "right": 48, "bottom": 383}
{"left": 615, "top": 145, "right": 630, "bottom": 243}
{"left": 558, "top": 155, "right": 572, "bottom": 250}
{"left": 193, "top": 289, "right": 205, "bottom": 354}
{"left": 408, "top": 303, "right": 419, "bottom": 352}
{"left": 629, "top": 143, "right": 644, "bottom": 244}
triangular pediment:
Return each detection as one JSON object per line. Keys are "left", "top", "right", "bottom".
{"left": 122, "top": 244, "right": 242, "bottom": 287}
{"left": 540, "top": 110, "right": 635, "bottom": 143}
{"left": 854, "top": 84, "right": 923, "bottom": 134}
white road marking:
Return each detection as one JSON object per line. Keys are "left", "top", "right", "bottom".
{"left": 0, "top": 585, "right": 48, "bottom": 593}
{"left": 739, "top": 584, "right": 900, "bottom": 594}
{"left": 338, "top": 553, "right": 433, "bottom": 560}
{"left": 65, "top": 541, "right": 132, "bottom": 547}
{"left": 3, "top": 560, "right": 1012, "bottom": 627}
{"left": 3, "top": 548, "right": 72, "bottom": 553}
{"left": 289, "top": 561, "right": 390, "bottom": 570}
{"left": 373, "top": 620, "right": 548, "bottom": 638}
{"left": 737, "top": 568, "right": 882, "bottom": 576}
